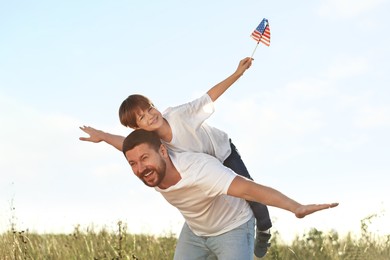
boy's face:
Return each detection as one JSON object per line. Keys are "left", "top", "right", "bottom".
{"left": 134, "top": 106, "right": 164, "bottom": 131}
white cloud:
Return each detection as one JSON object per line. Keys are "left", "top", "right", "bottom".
{"left": 318, "top": 0, "right": 385, "bottom": 18}
{"left": 0, "top": 92, "right": 128, "bottom": 178}
{"left": 355, "top": 105, "right": 390, "bottom": 128}
{"left": 320, "top": 134, "right": 370, "bottom": 151}
{"left": 325, "top": 57, "right": 369, "bottom": 79}
{"left": 284, "top": 78, "right": 335, "bottom": 100}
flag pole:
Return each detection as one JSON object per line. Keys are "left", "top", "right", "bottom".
{"left": 251, "top": 42, "right": 260, "bottom": 58}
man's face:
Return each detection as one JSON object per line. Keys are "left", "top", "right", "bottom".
{"left": 125, "top": 143, "right": 166, "bottom": 187}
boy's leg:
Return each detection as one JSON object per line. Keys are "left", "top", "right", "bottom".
{"left": 223, "top": 140, "right": 272, "bottom": 258}
{"left": 174, "top": 223, "right": 214, "bottom": 260}
{"left": 206, "top": 216, "right": 255, "bottom": 260}
{"left": 223, "top": 140, "right": 273, "bottom": 231}
{"left": 247, "top": 201, "right": 272, "bottom": 231}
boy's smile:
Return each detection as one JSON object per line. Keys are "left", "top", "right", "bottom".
{"left": 136, "top": 106, "right": 164, "bottom": 130}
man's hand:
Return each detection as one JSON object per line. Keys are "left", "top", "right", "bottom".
{"left": 295, "top": 203, "right": 339, "bottom": 218}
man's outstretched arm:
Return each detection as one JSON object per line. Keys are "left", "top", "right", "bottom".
{"left": 227, "top": 176, "right": 338, "bottom": 218}
{"left": 79, "top": 125, "right": 125, "bottom": 151}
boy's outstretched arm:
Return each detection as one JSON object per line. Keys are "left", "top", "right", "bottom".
{"left": 207, "top": 57, "right": 253, "bottom": 102}
{"left": 79, "top": 126, "right": 125, "bottom": 151}
{"left": 227, "top": 176, "right": 338, "bottom": 218}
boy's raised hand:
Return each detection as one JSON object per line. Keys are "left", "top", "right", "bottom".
{"left": 235, "top": 57, "right": 253, "bottom": 76}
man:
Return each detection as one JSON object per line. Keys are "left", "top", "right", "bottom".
{"left": 122, "top": 129, "right": 338, "bottom": 259}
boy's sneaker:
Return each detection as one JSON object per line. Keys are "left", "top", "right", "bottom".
{"left": 254, "top": 229, "right": 271, "bottom": 258}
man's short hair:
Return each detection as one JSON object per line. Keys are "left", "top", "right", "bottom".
{"left": 122, "top": 129, "right": 162, "bottom": 155}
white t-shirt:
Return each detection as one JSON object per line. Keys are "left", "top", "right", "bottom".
{"left": 162, "top": 94, "right": 231, "bottom": 162}
{"left": 155, "top": 151, "right": 253, "bottom": 236}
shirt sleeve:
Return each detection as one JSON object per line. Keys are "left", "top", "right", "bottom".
{"left": 190, "top": 153, "right": 237, "bottom": 197}
{"left": 166, "top": 94, "right": 215, "bottom": 129}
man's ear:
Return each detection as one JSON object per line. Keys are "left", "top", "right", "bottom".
{"left": 159, "top": 144, "right": 169, "bottom": 158}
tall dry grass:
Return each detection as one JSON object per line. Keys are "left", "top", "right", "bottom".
{"left": 1, "top": 215, "right": 389, "bottom": 259}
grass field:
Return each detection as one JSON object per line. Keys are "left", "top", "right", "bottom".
{"left": 1, "top": 216, "right": 389, "bottom": 260}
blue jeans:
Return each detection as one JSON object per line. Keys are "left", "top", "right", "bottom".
{"left": 174, "top": 216, "right": 255, "bottom": 260}
{"left": 223, "top": 140, "right": 272, "bottom": 231}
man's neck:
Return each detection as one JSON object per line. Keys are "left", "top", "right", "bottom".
{"left": 157, "top": 155, "right": 181, "bottom": 189}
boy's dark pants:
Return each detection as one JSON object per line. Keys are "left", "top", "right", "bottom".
{"left": 223, "top": 140, "right": 272, "bottom": 231}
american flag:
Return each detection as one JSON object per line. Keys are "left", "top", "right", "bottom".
{"left": 251, "top": 18, "right": 270, "bottom": 46}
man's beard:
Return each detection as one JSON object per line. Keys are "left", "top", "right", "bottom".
{"left": 139, "top": 157, "right": 167, "bottom": 187}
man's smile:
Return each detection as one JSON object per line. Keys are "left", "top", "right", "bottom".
{"left": 143, "top": 170, "right": 153, "bottom": 178}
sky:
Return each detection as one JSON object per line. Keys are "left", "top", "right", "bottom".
{"left": 1, "top": 0, "right": 389, "bottom": 243}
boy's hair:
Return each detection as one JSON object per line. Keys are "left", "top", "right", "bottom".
{"left": 119, "top": 94, "right": 154, "bottom": 128}
{"left": 122, "top": 129, "right": 162, "bottom": 155}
